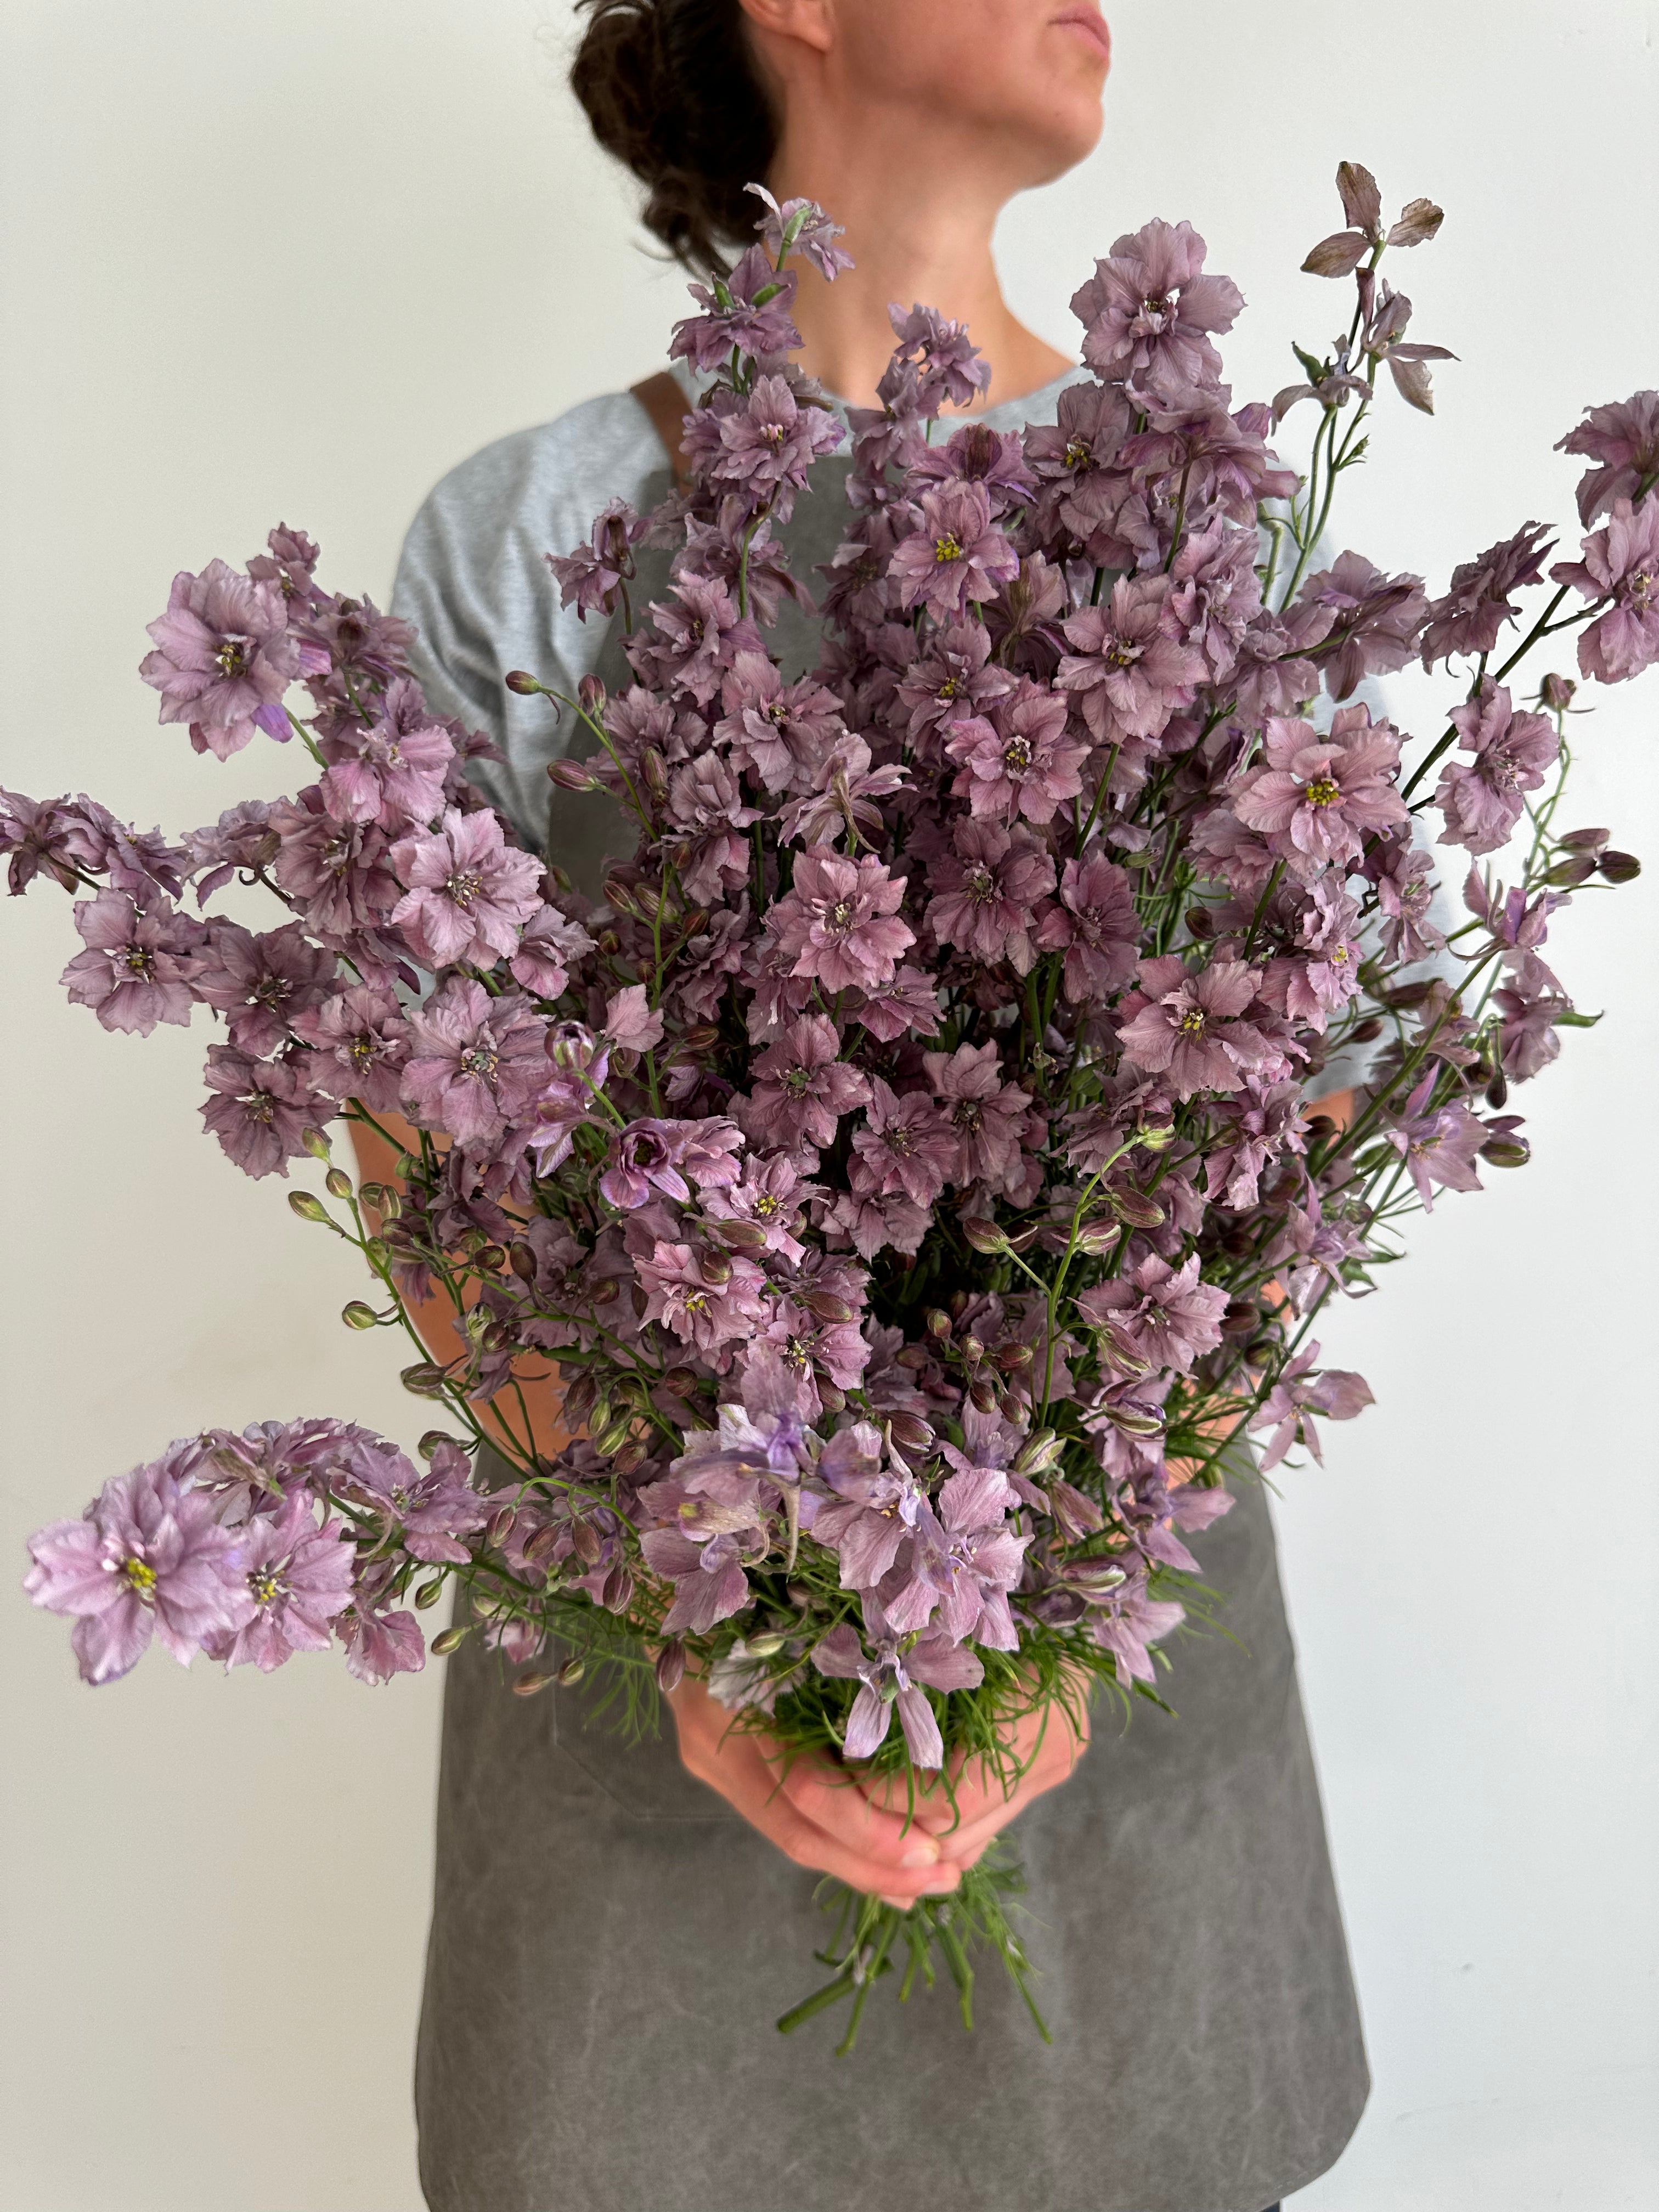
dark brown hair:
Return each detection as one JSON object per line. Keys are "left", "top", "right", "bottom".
{"left": 571, "top": 0, "right": 779, "bottom": 278}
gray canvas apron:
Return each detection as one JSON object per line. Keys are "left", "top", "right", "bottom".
{"left": 413, "top": 433, "right": 1369, "bottom": 2212}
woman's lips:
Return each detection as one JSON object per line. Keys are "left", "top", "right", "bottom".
{"left": 1052, "top": 7, "right": 1111, "bottom": 61}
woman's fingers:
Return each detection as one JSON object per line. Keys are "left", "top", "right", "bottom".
{"left": 777, "top": 1754, "right": 947, "bottom": 1871}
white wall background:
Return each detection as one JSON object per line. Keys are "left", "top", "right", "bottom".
{"left": 1, "top": 3, "right": 1654, "bottom": 2207}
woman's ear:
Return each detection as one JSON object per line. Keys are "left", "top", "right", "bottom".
{"left": 737, "top": 0, "right": 834, "bottom": 58}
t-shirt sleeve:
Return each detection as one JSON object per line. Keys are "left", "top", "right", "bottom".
{"left": 390, "top": 391, "right": 669, "bottom": 848}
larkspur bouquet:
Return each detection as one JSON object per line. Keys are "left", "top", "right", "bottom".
{"left": 14, "top": 164, "right": 1654, "bottom": 2049}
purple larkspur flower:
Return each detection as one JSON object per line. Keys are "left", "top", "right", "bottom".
{"left": 337, "top": 1600, "right": 426, "bottom": 1685}
{"left": 1116, "top": 953, "right": 1273, "bottom": 1099}
{"left": 1281, "top": 880, "right": 1364, "bottom": 1030}
{"left": 714, "top": 651, "right": 845, "bottom": 794}
{"left": 1556, "top": 390, "right": 1659, "bottom": 526}
{"left": 389, "top": 807, "right": 542, "bottom": 969}
{"left": 1056, "top": 576, "right": 1205, "bottom": 747}
{"left": 921, "top": 1042, "right": 1033, "bottom": 1189}
{"left": 1420, "top": 523, "right": 1555, "bottom": 667}
{"left": 1551, "top": 496, "right": 1659, "bottom": 684}
{"left": 201, "top": 1492, "right": 356, "bottom": 1672}
{"left": 546, "top": 498, "right": 649, "bottom": 622}
{"left": 1366, "top": 832, "right": 1445, "bottom": 963}
{"left": 25, "top": 1452, "right": 252, "bottom": 1684}
{"left": 850, "top": 1079, "right": 956, "bottom": 1207}
{"left": 670, "top": 245, "right": 803, "bottom": 373}
{"left": 807, "top": 1424, "right": 929, "bottom": 1588}
{"left": 746, "top": 185, "right": 853, "bottom": 281}
{"left": 925, "top": 819, "right": 1056, "bottom": 974}
{"left": 1294, "top": 551, "right": 1430, "bottom": 700}
{"left": 1070, "top": 218, "right": 1243, "bottom": 392}
{"left": 199, "top": 1044, "right": 323, "bottom": 1178}
{"left": 810, "top": 1616, "right": 983, "bottom": 1769}
{"left": 701, "top": 1152, "right": 817, "bottom": 1264}
{"left": 1252, "top": 1343, "right": 1374, "bottom": 1471}
{"left": 888, "top": 482, "right": 1019, "bottom": 622}
{"left": 640, "top": 1520, "right": 757, "bottom": 1637}
{"left": 60, "top": 888, "right": 202, "bottom": 1035}
{"left": 507, "top": 904, "right": 593, "bottom": 1000}
{"left": 1088, "top": 1577, "right": 1187, "bottom": 1688}
{"left": 191, "top": 917, "right": 336, "bottom": 1056}
{"left": 402, "top": 979, "right": 549, "bottom": 1148}
{"left": 268, "top": 788, "right": 400, "bottom": 944}
{"left": 1120, "top": 391, "right": 1297, "bottom": 521}
{"left": 886, "top": 301, "right": 990, "bottom": 416}
{"left": 1434, "top": 679, "right": 1559, "bottom": 854}
{"left": 906, "top": 420, "right": 1036, "bottom": 518}
{"left": 745, "top": 1014, "right": 871, "bottom": 1152}
{"left": 601, "top": 1118, "right": 694, "bottom": 1211}
{"left": 946, "top": 681, "right": 1088, "bottom": 824}
{"left": 902, "top": 1464, "right": 1028, "bottom": 1650}
{"left": 768, "top": 849, "right": 914, "bottom": 993}
{"left": 246, "top": 522, "right": 322, "bottom": 607}
{"left": 347, "top": 1439, "right": 489, "bottom": 1565}
{"left": 1494, "top": 953, "right": 1573, "bottom": 1081}
{"left": 140, "top": 559, "right": 307, "bottom": 759}
{"left": 1034, "top": 851, "right": 1140, "bottom": 1004}
{"left": 895, "top": 621, "right": 1014, "bottom": 746}
{"left": 319, "top": 693, "right": 455, "bottom": 830}
{"left": 712, "top": 375, "right": 844, "bottom": 510}
{"left": 1230, "top": 705, "right": 1408, "bottom": 873}
{"left": 290, "top": 977, "right": 411, "bottom": 1112}
{"left": 629, "top": 572, "right": 758, "bottom": 708}
{"left": 635, "top": 1241, "right": 768, "bottom": 1356}
{"left": 1075, "top": 1252, "right": 1228, "bottom": 1376}
{"left": 778, "top": 733, "right": 906, "bottom": 850}
{"left": 752, "top": 1296, "right": 870, "bottom": 1414}
{"left": 1385, "top": 1071, "right": 1486, "bottom": 1209}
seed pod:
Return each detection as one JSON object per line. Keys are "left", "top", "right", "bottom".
{"left": 400, "top": 1362, "right": 450, "bottom": 1398}
{"left": 1479, "top": 1136, "right": 1531, "bottom": 1168}
{"left": 961, "top": 1217, "right": 1009, "bottom": 1255}
{"left": 341, "top": 1301, "right": 379, "bottom": 1330}
{"left": 655, "top": 1640, "right": 687, "bottom": 1693}
{"left": 287, "top": 1190, "right": 331, "bottom": 1224}
{"left": 1599, "top": 850, "right": 1641, "bottom": 884}
{"left": 431, "top": 1625, "right": 470, "bottom": 1657}
{"left": 513, "top": 1670, "right": 554, "bottom": 1697}
{"left": 557, "top": 1655, "right": 587, "bottom": 1687}
{"left": 414, "top": 1579, "right": 446, "bottom": 1611}
{"left": 324, "top": 1167, "right": 354, "bottom": 1201}
{"left": 804, "top": 1288, "right": 855, "bottom": 1324}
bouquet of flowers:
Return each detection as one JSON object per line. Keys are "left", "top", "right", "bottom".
{"left": 13, "top": 163, "right": 1652, "bottom": 2051}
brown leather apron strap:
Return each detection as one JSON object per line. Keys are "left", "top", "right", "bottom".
{"left": 629, "top": 370, "right": 693, "bottom": 491}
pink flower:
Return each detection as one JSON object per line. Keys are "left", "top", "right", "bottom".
{"left": 140, "top": 559, "right": 307, "bottom": 759}
{"left": 922, "top": 1042, "right": 1033, "bottom": 1189}
{"left": 319, "top": 688, "right": 455, "bottom": 829}
{"left": 401, "top": 979, "right": 549, "bottom": 1148}
{"left": 1434, "top": 680, "right": 1559, "bottom": 855}
{"left": 888, "top": 482, "right": 1019, "bottom": 621}
{"left": 291, "top": 978, "right": 412, "bottom": 1113}
{"left": 1116, "top": 954, "right": 1274, "bottom": 1099}
{"left": 635, "top": 1240, "right": 768, "bottom": 1356}
{"left": 1056, "top": 576, "right": 1205, "bottom": 747}
{"left": 202, "top": 1493, "right": 356, "bottom": 1673}
{"left": 745, "top": 1014, "right": 871, "bottom": 1151}
{"left": 1252, "top": 1344, "right": 1374, "bottom": 1471}
{"left": 850, "top": 1080, "right": 956, "bottom": 1207}
{"left": 925, "top": 819, "right": 1056, "bottom": 974}
{"left": 190, "top": 917, "right": 336, "bottom": 1057}
{"left": 390, "top": 807, "right": 543, "bottom": 969}
{"left": 1229, "top": 705, "right": 1408, "bottom": 875}
{"left": 26, "top": 1453, "right": 253, "bottom": 1685}
{"left": 60, "top": 889, "right": 202, "bottom": 1036}
{"left": 1070, "top": 218, "right": 1243, "bottom": 392}
{"left": 1556, "top": 390, "right": 1659, "bottom": 526}
{"left": 1034, "top": 851, "right": 1140, "bottom": 1004}
{"left": 200, "top": 1045, "right": 324, "bottom": 1178}
{"left": 1551, "top": 495, "right": 1659, "bottom": 684}
{"left": 1075, "top": 1253, "right": 1228, "bottom": 1376}
{"left": 768, "top": 850, "right": 914, "bottom": 992}
{"left": 946, "top": 681, "right": 1089, "bottom": 824}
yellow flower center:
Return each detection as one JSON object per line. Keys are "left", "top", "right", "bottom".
{"left": 122, "top": 1556, "right": 157, "bottom": 1595}
{"left": 1305, "top": 774, "right": 1341, "bottom": 808}
{"left": 934, "top": 534, "right": 964, "bottom": 564}
{"left": 1177, "top": 1007, "right": 1207, "bottom": 1035}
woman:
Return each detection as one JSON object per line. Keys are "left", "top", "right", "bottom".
{"left": 378, "top": 6, "right": 1369, "bottom": 2208}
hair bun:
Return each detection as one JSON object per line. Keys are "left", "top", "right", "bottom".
{"left": 571, "top": 1, "right": 777, "bottom": 277}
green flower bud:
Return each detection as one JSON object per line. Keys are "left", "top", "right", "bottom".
{"left": 512, "top": 1669, "right": 554, "bottom": 1697}
{"left": 325, "top": 1167, "right": 354, "bottom": 1200}
{"left": 414, "top": 1579, "right": 446, "bottom": 1611}
{"left": 431, "top": 1625, "right": 470, "bottom": 1657}
{"left": 341, "top": 1301, "right": 379, "bottom": 1330}
{"left": 557, "top": 1655, "right": 587, "bottom": 1686}
{"left": 301, "top": 1126, "right": 332, "bottom": 1161}
{"left": 504, "top": 669, "right": 546, "bottom": 695}
{"left": 288, "top": 1190, "right": 332, "bottom": 1224}
{"left": 961, "top": 1217, "right": 1010, "bottom": 1255}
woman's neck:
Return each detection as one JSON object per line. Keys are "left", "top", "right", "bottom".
{"left": 765, "top": 121, "right": 1074, "bottom": 414}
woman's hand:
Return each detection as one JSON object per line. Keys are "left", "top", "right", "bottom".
{"left": 853, "top": 1677, "right": 1091, "bottom": 1869}
{"left": 666, "top": 1674, "right": 964, "bottom": 1910}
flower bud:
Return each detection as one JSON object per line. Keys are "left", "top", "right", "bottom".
{"left": 804, "top": 1289, "right": 855, "bottom": 1324}
{"left": 1541, "top": 673, "right": 1577, "bottom": 712}
{"left": 641, "top": 747, "right": 669, "bottom": 800}
{"left": 697, "top": 1248, "right": 733, "bottom": 1286}
{"left": 887, "top": 1411, "right": 935, "bottom": 1454}
{"left": 601, "top": 876, "right": 640, "bottom": 919}
{"left": 1184, "top": 906, "right": 1215, "bottom": 940}
{"left": 301, "top": 1126, "right": 333, "bottom": 1161}
{"left": 512, "top": 1669, "right": 554, "bottom": 1697}
{"left": 1101, "top": 1401, "right": 1164, "bottom": 1438}
{"left": 1074, "top": 1217, "right": 1121, "bottom": 1255}
{"left": 504, "top": 669, "right": 545, "bottom": 696}
{"left": 1599, "top": 850, "right": 1641, "bottom": 885}
{"left": 341, "top": 1300, "right": 379, "bottom": 1330}
{"left": 487, "top": 1504, "right": 516, "bottom": 1545}
{"left": 376, "top": 1187, "right": 403, "bottom": 1222}
{"left": 557, "top": 1655, "right": 586, "bottom": 1687}
{"left": 414, "top": 1578, "right": 446, "bottom": 1611}
{"left": 655, "top": 1640, "right": 687, "bottom": 1693}
{"left": 431, "top": 1624, "right": 470, "bottom": 1657}
{"left": 325, "top": 1167, "right": 354, "bottom": 1200}
{"left": 288, "top": 1190, "right": 332, "bottom": 1224}
{"left": 612, "top": 1442, "right": 648, "bottom": 1477}
{"left": 578, "top": 672, "right": 607, "bottom": 715}
{"left": 601, "top": 1564, "right": 634, "bottom": 1613}
{"left": 1135, "top": 1122, "right": 1176, "bottom": 1153}
{"left": 681, "top": 1024, "right": 723, "bottom": 1055}
{"left": 1221, "top": 1300, "right": 1259, "bottom": 1340}
{"left": 363, "top": 1235, "right": 391, "bottom": 1269}
{"left": 507, "top": 1241, "right": 538, "bottom": 1282}
{"left": 562, "top": 1373, "right": 598, "bottom": 1427}
{"left": 924, "top": 1307, "right": 952, "bottom": 1340}
{"left": 712, "top": 1216, "right": 770, "bottom": 1252}
{"left": 1096, "top": 1318, "right": 1153, "bottom": 1377}
{"left": 1558, "top": 825, "right": 1609, "bottom": 852}
{"left": 1013, "top": 1428, "right": 1062, "bottom": 1476}
{"left": 548, "top": 757, "right": 599, "bottom": 792}
{"left": 962, "top": 1217, "right": 1010, "bottom": 1255}
{"left": 994, "top": 1340, "right": 1034, "bottom": 1373}
{"left": 969, "top": 1378, "right": 1000, "bottom": 1414}
{"left": 595, "top": 1416, "right": 635, "bottom": 1458}
{"left": 1479, "top": 1135, "right": 1531, "bottom": 1168}
{"left": 400, "top": 1361, "right": 450, "bottom": 1398}
{"left": 1544, "top": 854, "right": 1596, "bottom": 888}
{"left": 1485, "top": 1068, "right": 1509, "bottom": 1110}
{"left": 470, "top": 1592, "right": 501, "bottom": 1619}
{"left": 817, "top": 1381, "right": 846, "bottom": 1417}
{"left": 748, "top": 1628, "right": 791, "bottom": 1657}
{"left": 1107, "top": 1186, "right": 1165, "bottom": 1229}
{"left": 1348, "top": 1016, "right": 1384, "bottom": 1043}
{"left": 524, "top": 1522, "right": 562, "bottom": 1566}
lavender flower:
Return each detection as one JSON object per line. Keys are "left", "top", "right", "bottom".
{"left": 1253, "top": 1345, "right": 1374, "bottom": 1471}
{"left": 1384, "top": 1073, "right": 1486, "bottom": 1207}
{"left": 1070, "top": 218, "right": 1243, "bottom": 392}
{"left": 290, "top": 978, "right": 411, "bottom": 1112}
{"left": 926, "top": 819, "right": 1055, "bottom": 974}
{"left": 191, "top": 918, "right": 336, "bottom": 1056}
{"left": 1551, "top": 496, "right": 1659, "bottom": 684}
{"left": 745, "top": 1015, "right": 871, "bottom": 1152}
{"left": 769, "top": 851, "right": 914, "bottom": 993}
{"left": 1034, "top": 851, "right": 1139, "bottom": 1003}
{"left": 1229, "top": 706, "right": 1408, "bottom": 873}
{"left": 199, "top": 1046, "right": 323, "bottom": 1178}
{"left": 810, "top": 1617, "right": 983, "bottom": 1768}
{"left": 140, "top": 560, "right": 309, "bottom": 759}
{"left": 1116, "top": 955, "right": 1274, "bottom": 1098}
{"left": 204, "top": 1493, "right": 355, "bottom": 1672}
{"left": 945, "top": 682, "right": 1089, "bottom": 824}
{"left": 1056, "top": 578, "right": 1205, "bottom": 746}
{"left": 670, "top": 246, "right": 803, "bottom": 373}
{"left": 1075, "top": 1252, "right": 1228, "bottom": 1375}
{"left": 402, "top": 980, "right": 550, "bottom": 1149}
{"left": 60, "top": 889, "right": 202, "bottom": 1035}
{"left": 1434, "top": 680, "right": 1559, "bottom": 854}
{"left": 1420, "top": 523, "right": 1555, "bottom": 667}
{"left": 25, "top": 1453, "right": 252, "bottom": 1684}
{"left": 889, "top": 483, "right": 1019, "bottom": 621}
{"left": 389, "top": 808, "right": 543, "bottom": 969}
{"left": 1556, "top": 390, "right": 1659, "bottom": 525}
